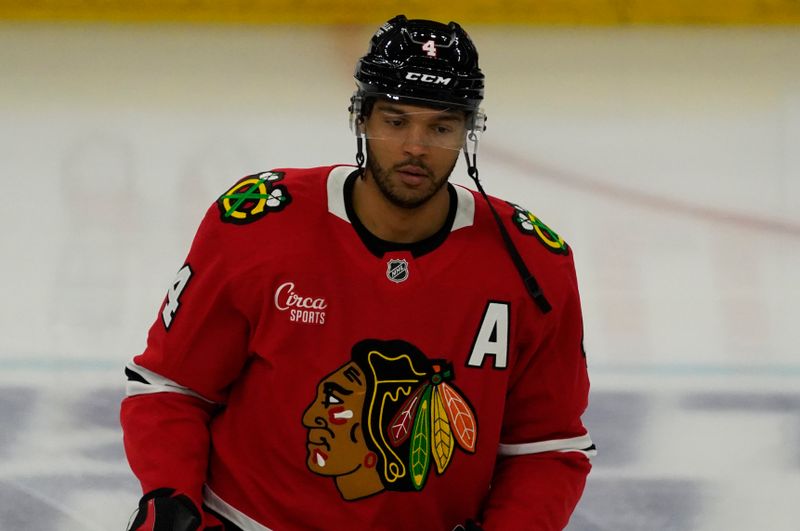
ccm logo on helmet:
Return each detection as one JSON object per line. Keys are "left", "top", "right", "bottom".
{"left": 405, "top": 72, "right": 452, "bottom": 85}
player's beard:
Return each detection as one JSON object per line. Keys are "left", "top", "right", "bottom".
{"left": 365, "top": 141, "right": 457, "bottom": 210}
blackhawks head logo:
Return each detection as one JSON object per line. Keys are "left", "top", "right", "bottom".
{"left": 217, "top": 171, "right": 291, "bottom": 224}
{"left": 301, "top": 339, "right": 477, "bottom": 501}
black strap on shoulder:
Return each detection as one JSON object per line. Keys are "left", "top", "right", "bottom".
{"left": 464, "top": 149, "right": 552, "bottom": 314}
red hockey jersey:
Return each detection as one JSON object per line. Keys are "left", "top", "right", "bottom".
{"left": 121, "top": 165, "right": 595, "bottom": 531}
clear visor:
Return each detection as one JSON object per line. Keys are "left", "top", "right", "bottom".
{"left": 352, "top": 94, "right": 485, "bottom": 152}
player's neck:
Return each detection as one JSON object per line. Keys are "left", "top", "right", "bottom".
{"left": 352, "top": 171, "right": 450, "bottom": 244}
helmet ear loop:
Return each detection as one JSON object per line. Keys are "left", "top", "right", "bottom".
{"left": 463, "top": 131, "right": 479, "bottom": 182}
{"left": 463, "top": 109, "right": 486, "bottom": 180}
{"left": 355, "top": 116, "right": 366, "bottom": 175}
{"left": 349, "top": 92, "right": 367, "bottom": 175}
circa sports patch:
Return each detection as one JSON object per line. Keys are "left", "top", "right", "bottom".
{"left": 302, "top": 339, "right": 477, "bottom": 501}
{"left": 217, "top": 171, "right": 292, "bottom": 224}
{"left": 508, "top": 202, "right": 569, "bottom": 255}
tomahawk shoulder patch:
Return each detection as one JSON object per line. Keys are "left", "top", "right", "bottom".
{"left": 217, "top": 171, "right": 292, "bottom": 224}
{"left": 508, "top": 202, "right": 569, "bottom": 255}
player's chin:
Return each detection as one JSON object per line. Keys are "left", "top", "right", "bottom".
{"left": 389, "top": 180, "right": 438, "bottom": 203}
{"left": 389, "top": 195, "right": 430, "bottom": 210}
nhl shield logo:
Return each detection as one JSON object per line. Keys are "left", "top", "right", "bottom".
{"left": 386, "top": 259, "right": 409, "bottom": 283}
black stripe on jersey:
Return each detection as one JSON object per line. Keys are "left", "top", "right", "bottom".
{"left": 125, "top": 367, "right": 149, "bottom": 385}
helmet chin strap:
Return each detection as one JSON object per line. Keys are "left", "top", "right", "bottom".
{"left": 462, "top": 136, "right": 552, "bottom": 314}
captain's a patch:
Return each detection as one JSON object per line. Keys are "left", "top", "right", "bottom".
{"left": 508, "top": 202, "right": 569, "bottom": 255}
{"left": 217, "top": 171, "right": 291, "bottom": 225}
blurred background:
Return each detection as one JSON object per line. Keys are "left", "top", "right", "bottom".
{"left": 1, "top": 1, "right": 799, "bottom": 529}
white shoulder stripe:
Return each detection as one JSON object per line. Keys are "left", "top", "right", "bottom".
{"left": 204, "top": 485, "right": 273, "bottom": 531}
{"left": 125, "top": 361, "right": 216, "bottom": 404}
{"left": 452, "top": 184, "right": 475, "bottom": 231}
{"left": 326, "top": 165, "right": 353, "bottom": 222}
{"left": 498, "top": 434, "right": 597, "bottom": 458}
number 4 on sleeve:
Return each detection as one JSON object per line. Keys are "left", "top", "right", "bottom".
{"left": 161, "top": 264, "right": 193, "bottom": 330}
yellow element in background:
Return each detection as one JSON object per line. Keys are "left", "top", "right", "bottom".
{"left": 1, "top": 0, "right": 800, "bottom": 25}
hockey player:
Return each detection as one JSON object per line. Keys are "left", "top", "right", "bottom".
{"left": 122, "top": 14, "right": 595, "bottom": 531}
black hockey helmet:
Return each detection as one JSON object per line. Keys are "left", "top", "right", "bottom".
{"left": 351, "top": 15, "right": 485, "bottom": 123}
{"left": 349, "top": 17, "right": 551, "bottom": 314}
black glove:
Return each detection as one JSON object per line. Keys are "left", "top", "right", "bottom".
{"left": 128, "top": 488, "right": 202, "bottom": 531}
{"left": 453, "top": 519, "right": 484, "bottom": 531}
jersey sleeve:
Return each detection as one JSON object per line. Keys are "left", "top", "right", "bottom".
{"left": 120, "top": 204, "right": 255, "bottom": 515}
{"left": 481, "top": 253, "right": 595, "bottom": 530}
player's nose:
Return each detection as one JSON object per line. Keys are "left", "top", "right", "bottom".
{"left": 401, "top": 124, "right": 430, "bottom": 156}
